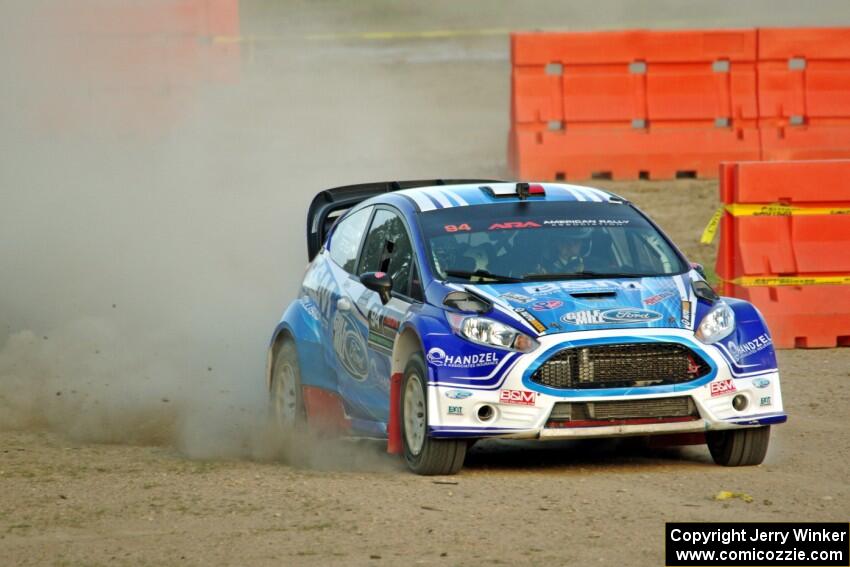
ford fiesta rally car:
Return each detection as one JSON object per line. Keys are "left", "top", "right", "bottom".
{"left": 267, "top": 180, "right": 786, "bottom": 475}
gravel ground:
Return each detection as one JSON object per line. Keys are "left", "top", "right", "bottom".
{"left": 2, "top": 2, "right": 849, "bottom": 566}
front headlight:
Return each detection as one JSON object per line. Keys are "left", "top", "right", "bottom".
{"left": 695, "top": 301, "right": 735, "bottom": 344}
{"left": 446, "top": 314, "right": 539, "bottom": 353}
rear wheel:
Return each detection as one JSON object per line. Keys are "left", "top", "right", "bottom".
{"left": 707, "top": 426, "right": 770, "bottom": 466}
{"left": 402, "top": 353, "right": 467, "bottom": 475}
{"left": 270, "top": 339, "right": 306, "bottom": 435}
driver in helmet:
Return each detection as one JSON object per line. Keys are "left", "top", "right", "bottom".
{"left": 547, "top": 227, "right": 592, "bottom": 273}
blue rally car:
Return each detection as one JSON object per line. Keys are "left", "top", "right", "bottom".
{"left": 267, "top": 180, "right": 786, "bottom": 475}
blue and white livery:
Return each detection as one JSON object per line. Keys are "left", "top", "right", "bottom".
{"left": 268, "top": 180, "right": 785, "bottom": 475}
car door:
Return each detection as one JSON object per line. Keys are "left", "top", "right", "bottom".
{"left": 336, "top": 207, "right": 422, "bottom": 428}
{"left": 306, "top": 206, "right": 374, "bottom": 396}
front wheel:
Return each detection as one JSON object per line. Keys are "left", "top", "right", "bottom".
{"left": 706, "top": 426, "right": 770, "bottom": 466}
{"left": 402, "top": 354, "right": 467, "bottom": 475}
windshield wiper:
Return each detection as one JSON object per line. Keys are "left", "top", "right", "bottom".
{"left": 445, "top": 269, "right": 523, "bottom": 283}
{"left": 521, "top": 271, "right": 652, "bottom": 281}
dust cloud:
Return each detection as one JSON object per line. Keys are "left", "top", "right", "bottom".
{"left": 0, "top": 1, "right": 417, "bottom": 468}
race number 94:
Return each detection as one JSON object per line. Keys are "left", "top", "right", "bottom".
{"left": 444, "top": 224, "right": 471, "bottom": 233}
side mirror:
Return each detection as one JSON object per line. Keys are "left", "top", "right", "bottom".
{"left": 690, "top": 262, "right": 707, "bottom": 279}
{"left": 360, "top": 271, "right": 393, "bottom": 304}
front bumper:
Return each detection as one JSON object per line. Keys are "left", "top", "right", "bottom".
{"left": 427, "top": 328, "right": 786, "bottom": 439}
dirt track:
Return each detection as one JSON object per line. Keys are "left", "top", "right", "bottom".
{"left": 2, "top": 344, "right": 849, "bottom": 566}
{"left": 2, "top": 2, "right": 850, "bottom": 566}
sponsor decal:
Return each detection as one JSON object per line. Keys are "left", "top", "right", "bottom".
{"left": 543, "top": 219, "right": 630, "bottom": 227}
{"left": 726, "top": 334, "right": 772, "bottom": 362}
{"left": 753, "top": 378, "right": 771, "bottom": 389}
{"left": 681, "top": 300, "right": 692, "bottom": 328}
{"left": 445, "top": 389, "right": 473, "bottom": 400}
{"left": 368, "top": 332, "right": 394, "bottom": 352}
{"left": 427, "top": 347, "right": 500, "bottom": 368}
{"left": 710, "top": 378, "right": 737, "bottom": 397}
{"left": 499, "top": 389, "right": 536, "bottom": 406}
{"left": 524, "top": 280, "right": 630, "bottom": 296}
{"left": 368, "top": 309, "right": 382, "bottom": 331}
{"left": 562, "top": 280, "right": 623, "bottom": 291}
{"left": 367, "top": 310, "right": 397, "bottom": 352}
{"left": 643, "top": 291, "right": 674, "bottom": 306}
{"left": 760, "top": 396, "right": 771, "bottom": 407}
{"left": 332, "top": 312, "right": 369, "bottom": 381}
{"left": 488, "top": 221, "right": 541, "bottom": 230}
{"left": 304, "top": 262, "right": 338, "bottom": 321}
{"left": 561, "top": 308, "right": 662, "bottom": 325}
{"left": 500, "top": 292, "right": 534, "bottom": 304}
{"left": 382, "top": 316, "right": 400, "bottom": 331}
{"left": 299, "top": 296, "right": 321, "bottom": 320}
{"left": 524, "top": 283, "right": 561, "bottom": 296}
{"left": 447, "top": 405, "right": 463, "bottom": 415}
{"left": 515, "top": 308, "right": 547, "bottom": 333}
{"left": 531, "top": 299, "right": 563, "bottom": 311}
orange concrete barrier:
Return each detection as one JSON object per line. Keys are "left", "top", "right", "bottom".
{"left": 715, "top": 160, "right": 850, "bottom": 348}
{"left": 509, "top": 29, "right": 761, "bottom": 180}
{"left": 509, "top": 27, "right": 850, "bottom": 180}
{"left": 758, "top": 28, "right": 850, "bottom": 161}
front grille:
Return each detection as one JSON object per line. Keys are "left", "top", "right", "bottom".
{"left": 531, "top": 343, "right": 710, "bottom": 389}
{"left": 548, "top": 397, "right": 696, "bottom": 421}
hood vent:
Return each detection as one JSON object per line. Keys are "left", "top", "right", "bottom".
{"left": 569, "top": 291, "right": 617, "bottom": 300}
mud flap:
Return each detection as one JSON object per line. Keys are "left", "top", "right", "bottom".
{"left": 387, "top": 372, "right": 403, "bottom": 454}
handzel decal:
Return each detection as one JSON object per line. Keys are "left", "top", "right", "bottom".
{"left": 726, "top": 334, "right": 772, "bottom": 363}
{"left": 427, "top": 347, "right": 500, "bottom": 368}
{"left": 710, "top": 379, "right": 737, "bottom": 397}
{"left": 561, "top": 308, "right": 662, "bottom": 325}
{"left": 500, "top": 389, "right": 536, "bottom": 406}
{"left": 514, "top": 308, "right": 547, "bottom": 333}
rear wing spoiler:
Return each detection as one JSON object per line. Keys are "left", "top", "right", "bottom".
{"left": 306, "top": 179, "right": 502, "bottom": 261}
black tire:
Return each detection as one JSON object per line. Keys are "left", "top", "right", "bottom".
{"left": 401, "top": 353, "right": 467, "bottom": 475}
{"left": 706, "top": 426, "right": 770, "bottom": 466}
{"left": 269, "top": 339, "right": 306, "bottom": 435}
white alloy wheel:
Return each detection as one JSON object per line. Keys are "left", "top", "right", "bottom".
{"left": 403, "top": 372, "right": 427, "bottom": 456}
{"left": 273, "top": 358, "right": 298, "bottom": 430}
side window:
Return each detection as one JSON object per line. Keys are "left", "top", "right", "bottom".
{"left": 328, "top": 207, "right": 372, "bottom": 274}
{"left": 360, "top": 209, "right": 415, "bottom": 298}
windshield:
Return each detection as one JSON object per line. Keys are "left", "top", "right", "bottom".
{"left": 419, "top": 201, "right": 687, "bottom": 282}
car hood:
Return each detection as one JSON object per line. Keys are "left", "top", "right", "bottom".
{"left": 470, "top": 275, "right": 696, "bottom": 334}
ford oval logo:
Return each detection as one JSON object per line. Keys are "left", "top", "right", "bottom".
{"left": 445, "top": 389, "right": 473, "bottom": 400}
{"left": 753, "top": 378, "right": 771, "bottom": 389}
{"left": 601, "top": 308, "right": 662, "bottom": 323}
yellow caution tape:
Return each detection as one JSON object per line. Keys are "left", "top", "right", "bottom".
{"left": 700, "top": 208, "right": 724, "bottom": 244}
{"left": 728, "top": 275, "right": 850, "bottom": 287}
{"left": 700, "top": 203, "right": 850, "bottom": 244}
